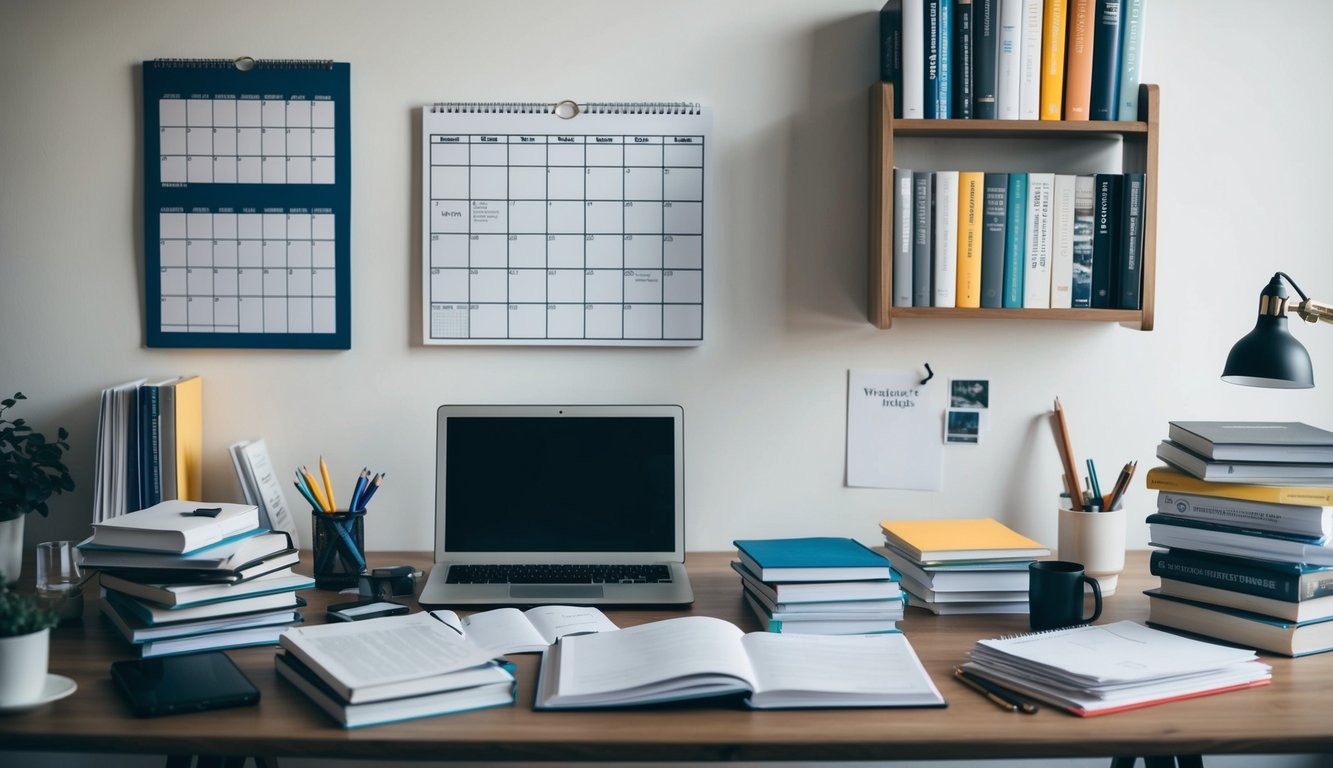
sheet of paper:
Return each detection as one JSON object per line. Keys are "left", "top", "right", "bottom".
{"left": 846, "top": 369, "right": 944, "bottom": 490}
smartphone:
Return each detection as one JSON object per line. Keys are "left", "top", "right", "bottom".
{"left": 111, "top": 651, "right": 260, "bottom": 717}
{"left": 326, "top": 599, "right": 410, "bottom": 622}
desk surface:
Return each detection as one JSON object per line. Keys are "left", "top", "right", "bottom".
{"left": 3, "top": 550, "right": 1331, "bottom": 761}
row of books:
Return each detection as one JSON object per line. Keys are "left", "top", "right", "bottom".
{"left": 882, "top": 518, "right": 1048, "bottom": 614}
{"left": 892, "top": 169, "right": 1145, "bottom": 310}
{"left": 879, "top": 0, "right": 1146, "bottom": 121}
{"left": 1143, "top": 421, "right": 1333, "bottom": 657}
{"left": 93, "top": 375, "right": 203, "bottom": 523}
{"left": 78, "top": 499, "right": 307, "bottom": 658}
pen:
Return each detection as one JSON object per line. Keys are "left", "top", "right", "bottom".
{"left": 1086, "top": 459, "right": 1103, "bottom": 510}
{"left": 349, "top": 468, "right": 369, "bottom": 512}
{"left": 359, "top": 472, "right": 383, "bottom": 507}
{"left": 954, "top": 668, "right": 1039, "bottom": 714}
{"left": 1104, "top": 460, "right": 1137, "bottom": 512}
{"left": 319, "top": 456, "right": 337, "bottom": 511}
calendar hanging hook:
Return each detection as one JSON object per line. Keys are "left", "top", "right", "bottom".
{"left": 554, "top": 100, "right": 581, "bottom": 119}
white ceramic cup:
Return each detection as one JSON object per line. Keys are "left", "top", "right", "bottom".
{"left": 1057, "top": 503, "right": 1126, "bottom": 596}
{"left": 0, "top": 627, "right": 50, "bottom": 707}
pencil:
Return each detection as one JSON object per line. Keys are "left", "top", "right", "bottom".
{"left": 953, "top": 668, "right": 1038, "bottom": 714}
{"left": 300, "top": 465, "right": 332, "bottom": 512}
{"left": 319, "top": 456, "right": 337, "bottom": 511}
{"left": 1052, "top": 399, "right": 1085, "bottom": 511}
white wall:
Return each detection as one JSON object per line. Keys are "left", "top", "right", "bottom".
{"left": 4, "top": 0, "right": 1333, "bottom": 558}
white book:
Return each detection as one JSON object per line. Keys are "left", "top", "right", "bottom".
{"left": 898, "top": 574, "right": 1027, "bottom": 603}
{"left": 428, "top": 605, "right": 618, "bottom": 656}
{"left": 105, "top": 587, "right": 301, "bottom": 625}
{"left": 889, "top": 554, "right": 1030, "bottom": 592}
{"left": 933, "top": 170, "right": 959, "bottom": 307}
{"left": 995, "top": 0, "right": 1024, "bottom": 119}
{"left": 1156, "top": 578, "right": 1333, "bottom": 625}
{"left": 893, "top": 168, "right": 914, "bottom": 307}
{"left": 99, "top": 567, "right": 313, "bottom": 608}
{"left": 236, "top": 438, "right": 299, "bottom": 547}
{"left": 88, "top": 499, "right": 259, "bottom": 554}
{"left": 743, "top": 583, "right": 904, "bottom": 615}
{"left": 138, "top": 623, "right": 294, "bottom": 658}
{"left": 101, "top": 599, "right": 301, "bottom": 643}
{"left": 534, "top": 615, "right": 944, "bottom": 709}
{"left": 1156, "top": 490, "right": 1333, "bottom": 540}
{"left": 93, "top": 378, "right": 147, "bottom": 523}
{"left": 902, "top": 0, "right": 926, "bottom": 119}
{"left": 905, "top": 590, "right": 1031, "bottom": 615}
{"left": 228, "top": 440, "right": 258, "bottom": 506}
{"left": 1022, "top": 172, "right": 1054, "bottom": 307}
{"left": 1017, "top": 0, "right": 1043, "bottom": 119}
{"left": 1048, "top": 174, "right": 1076, "bottom": 308}
{"left": 744, "top": 594, "right": 900, "bottom": 634}
{"left": 730, "top": 561, "right": 902, "bottom": 604}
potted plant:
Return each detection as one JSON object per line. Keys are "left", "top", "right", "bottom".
{"left": 0, "top": 393, "right": 74, "bottom": 583}
{"left": 0, "top": 577, "right": 58, "bottom": 707}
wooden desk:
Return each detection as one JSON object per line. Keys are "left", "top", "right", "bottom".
{"left": 2, "top": 551, "right": 1331, "bottom": 762}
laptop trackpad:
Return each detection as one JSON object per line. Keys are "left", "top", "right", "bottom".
{"left": 509, "top": 585, "right": 604, "bottom": 599}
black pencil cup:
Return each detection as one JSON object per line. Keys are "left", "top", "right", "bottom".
{"left": 312, "top": 510, "right": 367, "bottom": 589}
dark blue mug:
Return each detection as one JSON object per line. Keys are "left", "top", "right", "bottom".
{"left": 1029, "top": 560, "right": 1102, "bottom": 631}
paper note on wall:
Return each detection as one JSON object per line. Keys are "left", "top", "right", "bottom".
{"left": 846, "top": 369, "right": 944, "bottom": 490}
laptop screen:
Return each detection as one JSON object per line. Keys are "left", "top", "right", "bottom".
{"left": 436, "top": 406, "right": 683, "bottom": 556}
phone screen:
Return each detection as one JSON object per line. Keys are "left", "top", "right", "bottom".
{"left": 111, "top": 651, "right": 260, "bottom": 717}
{"left": 326, "top": 599, "right": 409, "bottom": 621}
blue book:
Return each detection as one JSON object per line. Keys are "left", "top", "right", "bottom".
{"left": 1001, "top": 173, "right": 1027, "bottom": 307}
{"left": 924, "top": 0, "right": 954, "bottom": 118}
{"left": 1116, "top": 0, "right": 1146, "bottom": 120}
{"left": 733, "top": 537, "right": 895, "bottom": 582}
{"left": 1146, "top": 514, "right": 1333, "bottom": 568}
{"left": 880, "top": 1, "right": 904, "bottom": 117}
{"left": 1088, "top": 0, "right": 1122, "bottom": 120}
{"left": 1150, "top": 548, "right": 1333, "bottom": 603}
{"left": 1147, "top": 589, "right": 1333, "bottom": 657}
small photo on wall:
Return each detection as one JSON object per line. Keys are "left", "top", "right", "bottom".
{"left": 945, "top": 409, "right": 981, "bottom": 444}
{"left": 949, "top": 378, "right": 990, "bottom": 409}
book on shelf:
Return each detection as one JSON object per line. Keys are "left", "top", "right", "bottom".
{"left": 1156, "top": 491, "right": 1333, "bottom": 540}
{"left": 99, "top": 567, "right": 313, "bottom": 608}
{"left": 1048, "top": 173, "right": 1075, "bottom": 308}
{"left": 426, "top": 605, "right": 618, "bottom": 656}
{"left": 276, "top": 652, "right": 515, "bottom": 729}
{"left": 902, "top": 0, "right": 926, "bottom": 119}
{"left": 897, "top": 574, "right": 1027, "bottom": 604}
{"left": 230, "top": 438, "right": 300, "bottom": 547}
{"left": 1016, "top": 0, "right": 1042, "bottom": 119}
{"left": 101, "top": 599, "right": 303, "bottom": 646}
{"left": 730, "top": 561, "right": 902, "bottom": 603}
{"left": 971, "top": 0, "right": 999, "bottom": 119}
{"left": 955, "top": 171, "right": 984, "bottom": 308}
{"left": 1167, "top": 421, "right": 1333, "bottom": 463}
{"left": 1001, "top": 172, "right": 1027, "bottom": 307}
{"left": 1090, "top": 173, "right": 1121, "bottom": 308}
{"left": 954, "top": 0, "right": 973, "bottom": 119}
{"left": 1070, "top": 174, "right": 1095, "bottom": 306}
{"left": 1146, "top": 590, "right": 1333, "bottom": 658}
{"left": 925, "top": 0, "right": 953, "bottom": 119}
{"left": 933, "top": 170, "right": 959, "bottom": 307}
{"left": 963, "top": 620, "right": 1271, "bottom": 716}
{"left": 1145, "top": 466, "right": 1333, "bottom": 507}
{"left": 743, "top": 593, "right": 900, "bottom": 635}
{"left": 534, "top": 616, "right": 945, "bottom": 709}
{"left": 1156, "top": 440, "right": 1333, "bottom": 484}
{"left": 979, "top": 172, "right": 1008, "bottom": 307}
{"left": 104, "top": 586, "right": 303, "bottom": 626}
{"left": 1155, "top": 577, "right": 1333, "bottom": 624}
{"left": 893, "top": 168, "right": 914, "bottom": 307}
{"left": 879, "top": 517, "right": 1049, "bottom": 563}
{"left": 889, "top": 554, "right": 1030, "bottom": 591}
{"left": 87, "top": 499, "right": 259, "bottom": 554}
{"left": 1062, "top": 0, "right": 1096, "bottom": 120}
{"left": 912, "top": 171, "right": 934, "bottom": 306}
{"left": 78, "top": 530, "right": 295, "bottom": 573}
{"left": 168, "top": 375, "right": 203, "bottom": 502}
{"left": 1146, "top": 514, "right": 1333, "bottom": 567}
{"left": 879, "top": 1, "right": 905, "bottom": 117}
{"left": 1117, "top": 0, "right": 1147, "bottom": 120}
{"left": 995, "top": 0, "right": 1022, "bottom": 119}
{"left": 904, "top": 591, "right": 1030, "bottom": 614}
{"left": 1117, "top": 172, "right": 1145, "bottom": 309}
{"left": 732, "top": 537, "right": 896, "bottom": 582}
{"left": 1088, "top": 0, "right": 1123, "bottom": 120}
{"left": 1149, "top": 548, "right": 1333, "bottom": 603}
{"left": 1037, "top": 0, "right": 1066, "bottom": 120}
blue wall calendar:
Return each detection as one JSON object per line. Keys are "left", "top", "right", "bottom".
{"left": 143, "top": 58, "right": 351, "bottom": 349}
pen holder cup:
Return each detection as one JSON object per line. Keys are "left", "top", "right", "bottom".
{"left": 1057, "top": 503, "right": 1125, "bottom": 596}
{"left": 312, "top": 510, "right": 367, "bottom": 590}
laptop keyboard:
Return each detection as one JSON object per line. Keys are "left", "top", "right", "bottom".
{"left": 445, "top": 564, "right": 673, "bottom": 584}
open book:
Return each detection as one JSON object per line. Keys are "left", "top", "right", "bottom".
{"left": 428, "top": 605, "right": 618, "bottom": 655}
{"left": 534, "top": 615, "right": 944, "bottom": 709}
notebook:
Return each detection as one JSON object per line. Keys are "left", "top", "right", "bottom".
{"left": 418, "top": 405, "right": 694, "bottom": 606}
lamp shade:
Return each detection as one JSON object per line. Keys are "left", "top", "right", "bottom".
{"left": 1221, "top": 276, "right": 1314, "bottom": 388}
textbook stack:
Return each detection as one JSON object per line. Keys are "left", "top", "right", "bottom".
{"left": 731, "top": 537, "right": 904, "bottom": 635}
{"left": 80, "top": 500, "right": 308, "bottom": 658}
{"left": 1144, "top": 421, "right": 1333, "bottom": 656}
{"left": 879, "top": 518, "right": 1049, "bottom": 615}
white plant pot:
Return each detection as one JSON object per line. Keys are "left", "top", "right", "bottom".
{"left": 0, "top": 515, "right": 23, "bottom": 585}
{"left": 0, "top": 627, "right": 50, "bottom": 707}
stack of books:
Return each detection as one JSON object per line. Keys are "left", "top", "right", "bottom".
{"left": 94, "top": 375, "right": 203, "bottom": 522}
{"left": 1145, "top": 420, "right": 1333, "bottom": 657}
{"left": 730, "top": 537, "right": 903, "bottom": 634}
{"left": 277, "top": 613, "right": 517, "bottom": 728}
{"left": 879, "top": 518, "right": 1049, "bottom": 614}
{"left": 79, "top": 499, "right": 307, "bottom": 657}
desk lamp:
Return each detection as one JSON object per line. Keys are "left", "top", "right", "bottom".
{"left": 1222, "top": 272, "right": 1333, "bottom": 388}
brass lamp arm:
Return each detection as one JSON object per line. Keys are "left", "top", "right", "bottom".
{"left": 1291, "top": 297, "right": 1333, "bottom": 325}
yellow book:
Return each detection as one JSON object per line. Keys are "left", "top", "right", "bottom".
{"left": 172, "top": 375, "right": 204, "bottom": 501}
{"left": 879, "top": 518, "right": 1050, "bottom": 563}
{"left": 1039, "top": 0, "right": 1068, "bottom": 121}
{"left": 1144, "top": 466, "right": 1333, "bottom": 507}
{"left": 954, "top": 172, "right": 984, "bottom": 308}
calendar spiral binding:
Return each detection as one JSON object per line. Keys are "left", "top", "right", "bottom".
{"left": 429, "top": 101, "right": 702, "bottom": 116}
{"left": 150, "top": 58, "right": 335, "bottom": 70}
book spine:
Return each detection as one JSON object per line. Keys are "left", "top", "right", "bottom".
{"left": 933, "top": 170, "right": 959, "bottom": 307}
{"left": 1117, "top": 0, "right": 1145, "bottom": 120}
{"left": 924, "top": 0, "right": 943, "bottom": 118}
{"left": 973, "top": 0, "right": 999, "bottom": 119}
{"left": 138, "top": 385, "right": 161, "bottom": 508}
{"left": 1147, "top": 513, "right": 1326, "bottom": 546}
{"left": 996, "top": 0, "right": 1022, "bottom": 119}
{"left": 1017, "top": 0, "right": 1043, "bottom": 119}
{"left": 956, "top": 171, "right": 984, "bottom": 307}
{"left": 937, "top": 0, "right": 953, "bottom": 118}
{"left": 1117, "top": 172, "right": 1144, "bottom": 309}
{"left": 1038, "top": 0, "right": 1067, "bottom": 120}
{"left": 893, "top": 169, "right": 915, "bottom": 307}
{"left": 1088, "top": 0, "right": 1123, "bottom": 120}
{"left": 1063, "top": 0, "right": 1096, "bottom": 120}
{"left": 1157, "top": 491, "right": 1333, "bottom": 540}
{"left": 1090, "top": 173, "right": 1120, "bottom": 309}
{"left": 1048, "top": 174, "right": 1075, "bottom": 308}
{"left": 904, "top": 0, "right": 926, "bottom": 118}
{"left": 912, "top": 172, "right": 934, "bottom": 305}
{"left": 1023, "top": 173, "right": 1053, "bottom": 308}
{"left": 881, "top": 0, "right": 905, "bottom": 118}
{"left": 1071, "top": 175, "right": 1095, "bottom": 307}
{"left": 954, "top": 0, "right": 974, "bottom": 119}
{"left": 1145, "top": 467, "right": 1333, "bottom": 507}
{"left": 1150, "top": 549, "right": 1333, "bottom": 602}
{"left": 1002, "top": 172, "right": 1027, "bottom": 306}
{"left": 980, "top": 172, "right": 1009, "bottom": 308}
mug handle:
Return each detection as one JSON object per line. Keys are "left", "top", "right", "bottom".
{"left": 1081, "top": 575, "right": 1103, "bottom": 623}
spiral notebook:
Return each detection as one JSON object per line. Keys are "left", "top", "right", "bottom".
{"left": 142, "top": 58, "right": 351, "bottom": 349}
{"left": 422, "top": 101, "right": 711, "bottom": 346}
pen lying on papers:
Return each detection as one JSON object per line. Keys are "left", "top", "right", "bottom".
{"left": 953, "top": 667, "right": 1039, "bottom": 714}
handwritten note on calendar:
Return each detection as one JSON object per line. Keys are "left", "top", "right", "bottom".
{"left": 422, "top": 102, "right": 711, "bottom": 346}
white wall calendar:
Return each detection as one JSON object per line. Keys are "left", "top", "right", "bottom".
{"left": 143, "top": 58, "right": 351, "bottom": 349}
{"left": 422, "top": 101, "right": 711, "bottom": 346}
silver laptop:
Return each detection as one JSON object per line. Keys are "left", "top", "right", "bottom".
{"left": 418, "top": 404, "right": 694, "bottom": 606}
